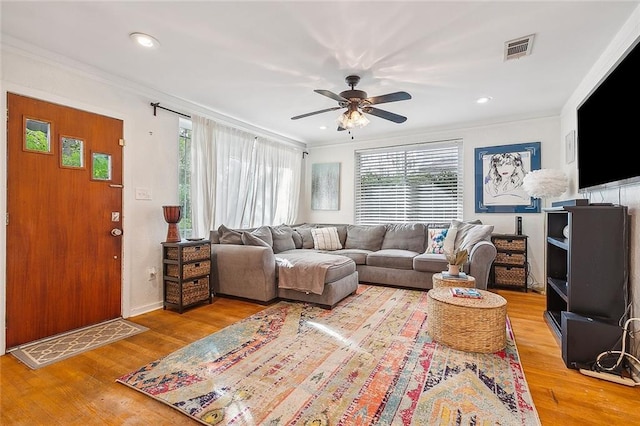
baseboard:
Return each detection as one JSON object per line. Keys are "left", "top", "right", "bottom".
{"left": 129, "top": 301, "right": 164, "bottom": 317}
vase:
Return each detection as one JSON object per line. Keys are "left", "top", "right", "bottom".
{"left": 162, "top": 205, "right": 182, "bottom": 243}
{"left": 447, "top": 264, "right": 460, "bottom": 276}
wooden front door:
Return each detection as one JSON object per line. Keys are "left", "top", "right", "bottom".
{"left": 6, "top": 93, "right": 124, "bottom": 348}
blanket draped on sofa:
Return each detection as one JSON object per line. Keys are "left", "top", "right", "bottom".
{"left": 276, "top": 252, "right": 352, "bottom": 295}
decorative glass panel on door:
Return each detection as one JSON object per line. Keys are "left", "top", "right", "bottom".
{"left": 92, "top": 152, "right": 112, "bottom": 181}
{"left": 61, "top": 136, "right": 84, "bottom": 168}
{"left": 24, "top": 118, "right": 52, "bottom": 153}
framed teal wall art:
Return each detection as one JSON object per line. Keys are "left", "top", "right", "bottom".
{"left": 475, "top": 142, "right": 541, "bottom": 213}
{"left": 311, "top": 162, "right": 340, "bottom": 210}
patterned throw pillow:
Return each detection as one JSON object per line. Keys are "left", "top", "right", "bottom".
{"left": 425, "top": 228, "right": 449, "bottom": 254}
{"left": 311, "top": 227, "right": 343, "bottom": 251}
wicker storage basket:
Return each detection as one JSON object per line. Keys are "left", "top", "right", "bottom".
{"left": 492, "top": 237, "right": 526, "bottom": 251}
{"left": 166, "top": 260, "right": 211, "bottom": 280}
{"left": 166, "top": 244, "right": 211, "bottom": 262}
{"left": 494, "top": 266, "right": 526, "bottom": 286}
{"left": 495, "top": 252, "right": 526, "bottom": 265}
{"left": 165, "top": 277, "right": 210, "bottom": 305}
{"left": 427, "top": 287, "right": 507, "bottom": 353}
{"left": 432, "top": 273, "right": 476, "bottom": 289}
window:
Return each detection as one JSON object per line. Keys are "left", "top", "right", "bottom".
{"left": 178, "top": 118, "right": 192, "bottom": 237}
{"left": 355, "top": 140, "right": 463, "bottom": 224}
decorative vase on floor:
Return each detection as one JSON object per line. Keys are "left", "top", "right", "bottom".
{"left": 447, "top": 264, "right": 460, "bottom": 276}
{"left": 162, "top": 205, "right": 182, "bottom": 243}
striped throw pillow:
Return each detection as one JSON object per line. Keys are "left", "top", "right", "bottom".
{"left": 311, "top": 227, "right": 342, "bottom": 251}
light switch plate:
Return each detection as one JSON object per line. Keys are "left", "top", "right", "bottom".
{"left": 135, "top": 187, "right": 152, "bottom": 200}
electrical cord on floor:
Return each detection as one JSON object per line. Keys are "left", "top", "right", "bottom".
{"left": 594, "top": 317, "right": 640, "bottom": 375}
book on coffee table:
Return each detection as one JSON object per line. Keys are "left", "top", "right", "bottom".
{"left": 450, "top": 287, "right": 483, "bottom": 299}
{"left": 441, "top": 271, "right": 468, "bottom": 280}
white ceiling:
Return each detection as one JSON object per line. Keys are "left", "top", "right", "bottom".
{"left": 1, "top": 1, "right": 638, "bottom": 146}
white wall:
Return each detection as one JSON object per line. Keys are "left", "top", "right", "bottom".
{"left": 560, "top": 6, "right": 640, "bottom": 347}
{"left": 300, "top": 117, "right": 561, "bottom": 293}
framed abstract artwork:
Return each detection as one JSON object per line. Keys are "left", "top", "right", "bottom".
{"left": 311, "top": 162, "right": 340, "bottom": 210}
{"left": 474, "top": 142, "right": 541, "bottom": 213}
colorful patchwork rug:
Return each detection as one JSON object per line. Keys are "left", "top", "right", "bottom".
{"left": 117, "top": 285, "right": 540, "bottom": 425}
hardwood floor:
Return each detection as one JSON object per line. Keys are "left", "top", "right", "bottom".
{"left": 1, "top": 288, "right": 637, "bottom": 425}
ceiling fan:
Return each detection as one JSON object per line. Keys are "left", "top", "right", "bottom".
{"left": 291, "top": 75, "right": 411, "bottom": 131}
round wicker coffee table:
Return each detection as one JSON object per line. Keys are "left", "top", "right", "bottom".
{"left": 432, "top": 273, "right": 476, "bottom": 289}
{"left": 427, "top": 287, "right": 507, "bottom": 353}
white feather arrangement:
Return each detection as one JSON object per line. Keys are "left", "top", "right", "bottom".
{"left": 522, "top": 169, "right": 568, "bottom": 198}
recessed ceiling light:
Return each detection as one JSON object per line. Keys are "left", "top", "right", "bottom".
{"left": 476, "top": 96, "right": 493, "bottom": 104}
{"left": 129, "top": 32, "right": 160, "bottom": 49}
{"left": 319, "top": 125, "right": 327, "bottom": 130}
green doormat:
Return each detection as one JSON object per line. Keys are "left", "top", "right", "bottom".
{"left": 10, "top": 318, "right": 148, "bottom": 369}
{"left": 117, "top": 285, "right": 541, "bottom": 425}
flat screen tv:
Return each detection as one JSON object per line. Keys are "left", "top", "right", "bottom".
{"left": 577, "top": 39, "right": 640, "bottom": 193}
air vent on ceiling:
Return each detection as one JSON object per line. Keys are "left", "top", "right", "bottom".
{"left": 504, "top": 34, "right": 535, "bottom": 61}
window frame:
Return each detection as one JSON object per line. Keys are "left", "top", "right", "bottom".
{"left": 354, "top": 139, "right": 463, "bottom": 225}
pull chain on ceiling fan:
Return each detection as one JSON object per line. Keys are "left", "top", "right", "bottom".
{"left": 291, "top": 75, "right": 411, "bottom": 131}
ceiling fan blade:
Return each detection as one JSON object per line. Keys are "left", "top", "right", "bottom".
{"left": 291, "top": 106, "right": 342, "bottom": 120}
{"left": 314, "top": 89, "right": 348, "bottom": 102}
{"left": 365, "top": 91, "right": 412, "bottom": 105}
{"left": 362, "top": 107, "right": 407, "bottom": 123}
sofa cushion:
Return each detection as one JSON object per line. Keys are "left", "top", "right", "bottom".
{"left": 250, "top": 226, "right": 273, "bottom": 246}
{"left": 449, "top": 220, "right": 494, "bottom": 252}
{"left": 413, "top": 253, "right": 449, "bottom": 273}
{"left": 345, "top": 225, "right": 386, "bottom": 251}
{"left": 241, "top": 231, "right": 272, "bottom": 248}
{"left": 293, "top": 225, "right": 316, "bottom": 249}
{"left": 271, "top": 225, "right": 296, "bottom": 253}
{"left": 311, "top": 227, "right": 342, "bottom": 251}
{"left": 425, "top": 228, "right": 449, "bottom": 254}
{"left": 366, "top": 249, "right": 418, "bottom": 270}
{"left": 291, "top": 230, "right": 303, "bottom": 248}
{"left": 276, "top": 251, "right": 356, "bottom": 285}
{"left": 332, "top": 248, "right": 370, "bottom": 265}
{"left": 381, "top": 223, "right": 426, "bottom": 253}
{"left": 218, "top": 224, "right": 243, "bottom": 245}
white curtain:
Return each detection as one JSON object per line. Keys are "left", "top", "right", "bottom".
{"left": 191, "top": 115, "right": 217, "bottom": 236}
{"left": 191, "top": 114, "right": 302, "bottom": 235}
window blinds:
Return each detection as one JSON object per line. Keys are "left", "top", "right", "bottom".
{"left": 355, "top": 140, "right": 463, "bottom": 224}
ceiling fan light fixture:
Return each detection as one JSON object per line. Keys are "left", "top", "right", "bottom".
{"left": 338, "top": 109, "right": 369, "bottom": 129}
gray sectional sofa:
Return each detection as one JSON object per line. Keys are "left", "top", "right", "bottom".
{"left": 209, "top": 221, "right": 497, "bottom": 308}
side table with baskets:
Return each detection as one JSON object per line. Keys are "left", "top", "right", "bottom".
{"left": 489, "top": 234, "right": 528, "bottom": 292}
{"left": 162, "top": 239, "right": 212, "bottom": 313}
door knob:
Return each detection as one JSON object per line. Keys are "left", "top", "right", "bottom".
{"left": 111, "top": 228, "right": 123, "bottom": 237}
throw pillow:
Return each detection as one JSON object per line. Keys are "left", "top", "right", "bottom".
{"left": 294, "top": 225, "right": 316, "bottom": 249}
{"left": 241, "top": 231, "right": 272, "bottom": 248}
{"left": 425, "top": 228, "right": 449, "bottom": 254}
{"left": 311, "top": 226, "right": 342, "bottom": 251}
{"left": 249, "top": 225, "right": 273, "bottom": 247}
{"left": 450, "top": 219, "right": 494, "bottom": 252}
{"left": 270, "top": 225, "right": 296, "bottom": 254}
{"left": 291, "top": 229, "right": 303, "bottom": 249}
{"left": 218, "top": 224, "right": 243, "bottom": 245}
